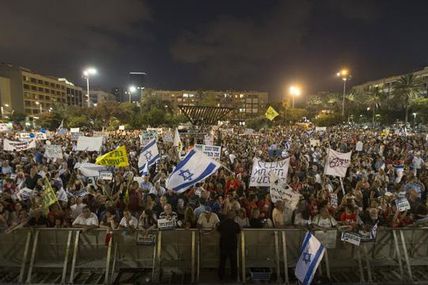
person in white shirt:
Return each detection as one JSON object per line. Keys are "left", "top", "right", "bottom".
{"left": 119, "top": 210, "right": 138, "bottom": 230}
{"left": 70, "top": 197, "right": 86, "bottom": 219}
{"left": 72, "top": 206, "right": 98, "bottom": 229}
{"left": 149, "top": 181, "right": 166, "bottom": 197}
{"left": 311, "top": 205, "right": 337, "bottom": 229}
{"left": 197, "top": 207, "right": 220, "bottom": 231}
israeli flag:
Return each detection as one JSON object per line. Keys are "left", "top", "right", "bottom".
{"left": 166, "top": 148, "right": 221, "bottom": 193}
{"left": 295, "top": 231, "right": 325, "bottom": 285}
{"left": 138, "top": 139, "right": 160, "bottom": 176}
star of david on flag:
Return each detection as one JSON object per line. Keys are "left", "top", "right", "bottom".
{"left": 295, "top": 231, "right": 325, "bottom": 285}
{"left": 166, "top": 148, "right": 221, "bottom": 193}
{"left": 138, "top": 139, "right": 160, "bottom": 176}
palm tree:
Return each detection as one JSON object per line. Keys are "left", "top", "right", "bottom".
{"left": 363, "top": 87, "right": 384, "bottom": 126}
{"left": 393, "top": 74, "right": 423, "bottom": 126}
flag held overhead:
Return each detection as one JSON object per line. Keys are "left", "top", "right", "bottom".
{"left": 265, "top": 106, "right": 279, "bottom": 121}
{"left": 96, "top": 145, "right": 129, "bottom": 167}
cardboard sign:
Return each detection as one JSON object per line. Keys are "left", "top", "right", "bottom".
{"left": 70, "top": 128, "right": 80, "bottom": 133}
{"left": 99, "top": 171, "right": 113, "bottom": 180}
{"left": 324, "top": 149, "right": 352, "bottom": 178}
{"left": 396, "top": 198, "right": 411, "bottom": 212}
{"left": 194, "top": 144, "right": 221, "bottom": 160}
{"left": 76, "top": 136, "right": 103, "bottom": 152}
{"left": 157, "top": 218, "right": 176, "bottom": 230}
{"left": 315, "top": 230, "right": 337, "bottom": 249}
{"left": 45, "top": 144, "right": 63, "bottom": 159}
{"left": 249, "top": 158, "right": 290, "bottom": 187}
{"left": 341, "top": 232, "right": 361, "bottom": 246}
{"left": 269, "top": 172, "right": 300, "bottom": 211}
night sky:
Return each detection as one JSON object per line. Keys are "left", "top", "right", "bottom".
{"left": 1, "top": 0, "right": 428, "bottom": 101}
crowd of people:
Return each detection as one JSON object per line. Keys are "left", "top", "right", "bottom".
{"left": 0, "top": 126, "right": 427, "bottom": 240}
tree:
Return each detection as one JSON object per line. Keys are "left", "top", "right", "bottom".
{"left": 393, "top": 74, "right": 423, "bottom": 126}
{"left": 359, "top": 87, "right": 385, "bottom": 126}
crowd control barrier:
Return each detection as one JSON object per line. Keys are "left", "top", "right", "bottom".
{"left": 1, "top": 227, "right": 428, "bottom": 284}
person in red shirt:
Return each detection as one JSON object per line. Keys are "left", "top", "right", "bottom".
{"left": 339, "top": 206, "right": 358, "bottom": 229}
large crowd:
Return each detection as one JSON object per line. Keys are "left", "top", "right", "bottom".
{"left": 0, "top": 126, "right": 427, "bottom": 239}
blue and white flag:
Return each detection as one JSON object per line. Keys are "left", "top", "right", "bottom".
{"left": 295, "top": 231, "right": 325, "bottom": 285}
{"left": 166, "top": 149, "right": 221, "bottom": 193}
{"left": 138, "top": 139, "right": 160, "bottom": 176}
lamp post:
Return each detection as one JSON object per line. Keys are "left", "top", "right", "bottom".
{"left": 128, "top": 85, "right": 137, "bottom": 103}
{"left": 83, "top": 67, "right": 97, "bottom": 108}
{"left": 337, "top": 69, "right": 351, "bottom": 117}
{"left": 289, "top": 85, "right": 302, "bottom": 108}
{"left": 413, "top": 112, "right": 417, "bottom": 126}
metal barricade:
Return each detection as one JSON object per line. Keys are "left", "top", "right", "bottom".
{"left": 0, "top": 229, "right": 31, "bottom": 283}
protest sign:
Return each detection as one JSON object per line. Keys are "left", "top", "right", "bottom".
{"left": 249, "top": 158, "right": 290, "bottom": 187}
{"left": 76, "top": 136, "right": 103, "bottom": 152}
{"left": 330, "top": 193, "right": 338, "bottom": 208}
{"left": 315, "top": 127, "right": 327, "bottom": 132}
{"left": 324, "top": 149, "right": 352, "bottom": 178}
{"left": 42, "top": 180, "right": 58, "bottom": 209}
{"left": 3, "top": 139, "right": 36, "bottom": 151}
{"left": 341, "top": 232, "right": 361, "bottom": 246}
{"left": 243, "top": 128, "right": 255, "bottom": 135}
{"left": 356, "top": 141, "right": 363, "bottom": 152}
{"left": 70, "top": 128, "right": 80, "bottom": 133}
{"left": 140, "top": 130, "right": 158, "bottom": 145}
{"left": 315, "top": 230, "right": 337, "bottom": 249}
{"left": 194, "top": 144, "right": 221, "bottom": 160}
{"left": 75, "top": 163, "right": 108, "bottom": 177}
{"left": 99, "top": 171, "right": 113, "bottom": 180}
{"left": 157, "top": 218, "right": 176, "bottom": 230}
{"left": 310, "top": 139, "right": 320, "bottom": 147}
{"left": 118, "top": 125, "right": 125, "bottom": 130}
{"left": 96, "top": 145, "right": 129, "bottom": 167}
{"left": 396, "top": 197, "right": 411, "bottom": 212}
{"left": 71, "top": 132, "right": 81, "bottom": 141}
{"left": 45, "top": 144, "right": 63, "bottom": 159}
{"left": 162, "top": 131, "right": 174, "bottom": 143}
{"left": 269, "top": 172, "right": 300, "bottom": 211}
{"left": 0, "top": 123, "right": 11, "bottom": 132}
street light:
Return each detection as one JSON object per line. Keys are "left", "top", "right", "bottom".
{"left": 83, "top": 67, "right": 97, "bottom": 108}
{"left": 289, "top": 85, "right": 302, "bottom": 108}
{"left": 336, "top": 68, "right": 351, "bottom": 117}
{"left": 35, "top": 101, "right": 42, "bottom": 113}
{"left": 413, "top": 112, "right": 417, "bottom": 126}
{"left": 128, "top": 85, "right": 137, "bottom": 103}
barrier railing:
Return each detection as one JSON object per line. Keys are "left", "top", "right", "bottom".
{"left": 1, "top": 227, "right": 428, "bottom": 284}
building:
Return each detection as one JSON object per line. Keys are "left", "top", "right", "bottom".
{"left": 353, "top": 66, "right": 428, "bottom": 96}
{"left": 147, "top": 89, "right": 269, "bottom": 120}
{"left": 89, "top": 90, "right": 116, "bottom": 106}
{"left": 111, "top": 87, "right": 125, "bottom": 102}
{"left": 0, "top": 63, "right": 84, "bottom": 117}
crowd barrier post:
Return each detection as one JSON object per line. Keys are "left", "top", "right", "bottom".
{"left": 18, "top": 230, "right": 32, "bottom": 284}
{"left": 399, "top": 229, "right": 413, "bottom": 281}
{"left": 69, "top": 230, "right": 80, "bottom": 284}
{"left": 25, "top": 229, "right": 40, "bottom": 283}
{"left": 356, "top": 245, "right": 365, "bottom": 283}
{"left": 240, "top": 231, "right": 246, "bottom": 283}
{"left": 274, "top": 230, "right": 281, "bottom": 283}
{"left": 236, "top": 232, "right": 241, "bottom": 283}
{"left": 110, "top": 240, "right": 118, "bottom": 283}
{"left": 281, "top": 231, "right": 289, "bottom": 285}
{"left": 392, "top": 230, "right": 404, "bottom": 281}
{"left": 324, "top": 249, "right": 331, "bottom": 281}
{"left": 196, "top": 230, "right": 200, "bottom": 282}
{"left": 191, "top": 231, "right": 196, "bottom": 283}
{"left": 61, "top": 230, "right": 73, "bottom": 284}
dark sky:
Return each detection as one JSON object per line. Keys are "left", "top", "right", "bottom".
{"left": 1, "top": 0, "right": 428, "bottom": 101}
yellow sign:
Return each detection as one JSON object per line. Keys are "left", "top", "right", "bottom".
{"left": 96, "top": 145, "right": 129, "bottom": 167}
{"left": 265, "top": 106, "right": 279, "bottom": 121}
{"left": 43, "top": 179, "right": 58, "bottom": 209}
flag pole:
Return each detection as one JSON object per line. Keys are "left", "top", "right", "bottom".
{"left": 339, "top": 177, "right": 345, "bottom": 196}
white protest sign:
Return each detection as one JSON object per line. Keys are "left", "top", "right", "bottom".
{"left": 194, "top": 144, "right": 222, "bottom": 160}
{"left": 249, "top": 158, "right": 290, "bottom": 187}
{"left": 243, "top": 128, "right": 255, "bottom": 135}
{"left": 341, "top": 232, "right": 361, "bottom": 246}
{"left": 0, "top": 123, "right": 11, "bottom": 132}
{"left": 315, "top": 127, "right": 326, "bottom": 132}
{"left": 74, "top": 163, "right": 108, "bottom": 177}
{"left": 44, "top": 144, "right": 63, "bottom": 159}
{"left": 99, "top": 171, "right": 113, "bottom": 180}
{"left": 330, "top": 193, "right": 338, "bottom": 208}
{"left": 315, "top": 230, "right": 337, "bottom": 249}
{"left": 162, "top": 131, "right": 174, "bottom": 143}
{"left": 396, "top": 198, "right": 411, "bottom": 212}
{"left": 310, "top": 139, "right": 320, "bottom": 147}
{"left": 324, "top": 149, "right": 352, "bottom": 178}
{"left": 71, "top": 132, "right": 81, "bottom": 141}
{"left": 70, "top": 128, "right": 80, "bottom": 133}
{"left": 356, "top": 141, "right": 363, "bottom": 152}
{"left": 140, "top": 130, "right": 158, "bottom": 145}
{"left": 118, "top": 125, "right": 125, "bottom": 130}
{"left": 76, "top": 136, "right": 103, "bottom": 152}
{"left": 157, "top": 218, "right": 176, "bottom": 230}
{"left": 269, "top": 172, "right": 300, "bottom": 211}
{"left": 3, "top": 139, "right": 36, "bottom": 151}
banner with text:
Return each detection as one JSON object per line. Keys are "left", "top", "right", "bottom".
{"left": 3, "top": 139, "right": 36, "bottom": 152}
{"left": 76, "top": 136, "right": 103, "bottom": 152}
{"left": 194, "top": 144, "right": 221, "bottom": 160}
{"left": 324, "top": 149, "right": 352, "bottom": 178}
{"left": 250, "top": 158, "right": 290, "bottom": 187}
{"left": 44, "top": 144, "right": 63, "bottom": 159}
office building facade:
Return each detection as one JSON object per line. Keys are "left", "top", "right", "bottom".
{"left": 0, "top": 63, "right": 84, "bottom": 117}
